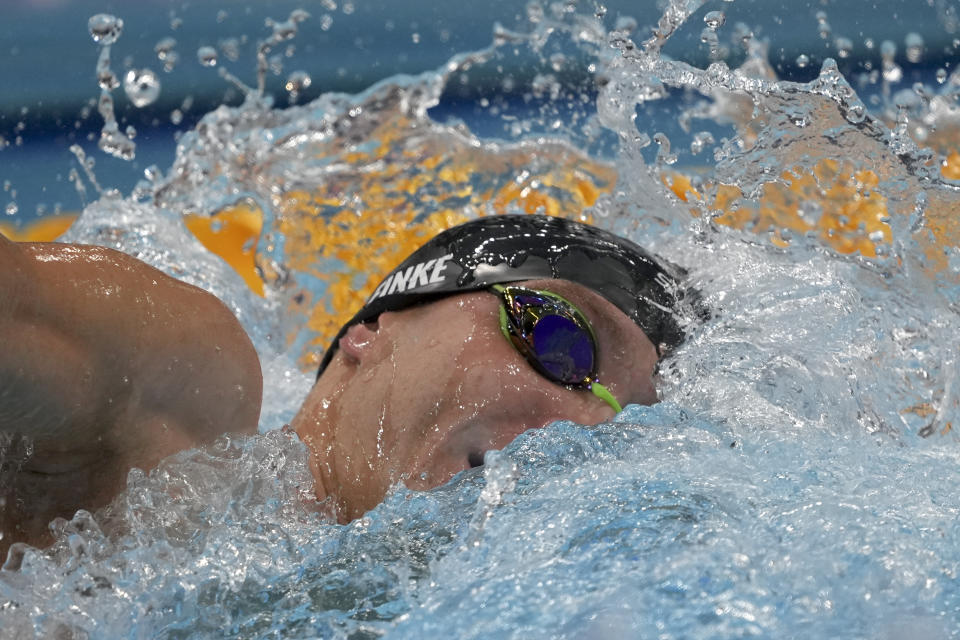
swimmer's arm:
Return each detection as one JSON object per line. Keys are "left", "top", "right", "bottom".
{"left": 0, "top": 236, "right": 262, "bottom": 550}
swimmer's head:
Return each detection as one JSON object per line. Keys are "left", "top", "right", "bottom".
{"left": 295, "top": 214, "right": 703, "bottom": 520}
{"left": 317, "top": 214, "right": 699, "bottom": 377}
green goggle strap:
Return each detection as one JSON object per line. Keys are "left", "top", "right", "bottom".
{"left": 589, "top": 382, "right": 622, "bottom": 414}
{"left": 494, "top": 287, "right": 622, "bottom": 414}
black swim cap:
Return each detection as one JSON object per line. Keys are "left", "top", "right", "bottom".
{"left": 317, "top": 214, "right": 695, "bottom": 377}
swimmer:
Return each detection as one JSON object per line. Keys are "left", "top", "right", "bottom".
{"left": 0, "top": 215, "right": 695, "bottom": 557}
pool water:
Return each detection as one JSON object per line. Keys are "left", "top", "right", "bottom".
{"left": 3, "top": 1, "right": 960, "bottom": 638}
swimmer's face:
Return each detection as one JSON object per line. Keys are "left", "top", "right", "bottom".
{"left": 291, "top": 279, "right": 660, "bottom": 521}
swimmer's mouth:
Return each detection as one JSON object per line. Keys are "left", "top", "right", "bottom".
{"left": 467, "top": 451, "right": 485, "bottom": 468}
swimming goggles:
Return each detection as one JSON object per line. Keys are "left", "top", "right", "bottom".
{"left": 491, "top": 284, "right": 622, "bottom": 413}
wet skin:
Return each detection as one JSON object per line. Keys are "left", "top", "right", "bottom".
{"left": 292, "top": 278, "right": 659, "bottom": 521}
{"left": 0, "top": 236, "right": 659, "bottom": 555}
{"left": 0, "top": 238, "right": 262, "bottom": 557}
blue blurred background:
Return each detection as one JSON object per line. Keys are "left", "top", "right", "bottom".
{"left": 0, "top": 0, "right": 954, "bottom": 225}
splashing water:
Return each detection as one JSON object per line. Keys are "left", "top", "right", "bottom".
{"left": 4, "top": 1, "right": 960, "bottom": 638}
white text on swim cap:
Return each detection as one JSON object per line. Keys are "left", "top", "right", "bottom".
{"left": 368, "top": 253, "right": 454, "bottom": 302}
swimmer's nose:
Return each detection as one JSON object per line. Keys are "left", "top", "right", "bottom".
{"left": 339, "top": 319, "right": 380, "bottom": 362}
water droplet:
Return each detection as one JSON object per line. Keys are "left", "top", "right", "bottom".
{"left": 703, "top": 11, "right": 725, "bottom": 29}
{"left": 883, "top": 64, "right": 903, "bottom": 84}
{"left": 155, "top": 37, "right": 176, "bottom": 59}
{"left": 798, "top": 200, "right": 823, "bottom": 225}
{"left": 527, "top": 1, "right": 545, "bottom": 23}
{"left": 5, "top": 202, "right": 18, "bottom": 216}
{"left": 285, "top": 70, "right": 312, "bottom": 104}
{"left": 937, "top": 68, "right": 948, "bottom": 84}
{"left": 549, "top": 53, "right": 566, "bottom": 72}
{"left": 880, "top": 40, "right": 896, "bottom": 60}
{"left": 835, "top": 37, "right": 853, "bottom": 59}
{"left": 815, "top": 11, "right": 831, "bottom": 39}
{"left": 88, "top": 14, "right": 123, "bottom": 45}
{"left": 197, "top": 46, "right": 218, "bottom": 67}
{"left": 843, "top": 101, "right": 866, "bottom": 124}
{"left": 653, "top": 132, "right": 677, "bottom": 166}
{"left": 219, "top": 37, "right": 240, "bottom": 62}
{"left": 700, "top": 27, "right": 720, "bottom": 59}
{"left": 690, "top": 131, "right": 715, "bottom": 155}
{"left": 97, "top": 69, "right": 118, "bottom": 91}
{"left": 123, "top": 69, "right": 160, "bottom": 108}
{"left": 170, "top": 109, "right": 183, "bottom": 125}
{"left": 614, "top": 16, "right": 637, "bottom": 33}
{"left": 796, "top": 54, "right": 810, "bottom": 68}
{"left": 411, "top": 32, "right": 420, "bottom": 44}
{"left": 320, "top": 14, "right": 334, "bottom": 31}
{"left": 880, "top": 41, "right": 902, "bottom": 83}
{"left": 98, "top": 124, "right": 135, "bottom": 161}
{"left": 216, "top": 9, "right": 228, "bottom": 23}
{"left": 905, "top": 32, "right": 924, "bottom": 64}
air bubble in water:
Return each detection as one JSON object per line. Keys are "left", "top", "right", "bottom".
{"left": 703, "top": 11, "right": 725, "bottom": 29}
{"left": 170, "top": 109, "right": 183, "bottom": 125}
{"left": 796, "top": 54, "right": 810, "bottom": 68}
{"left": 123, "top": 69, "right": 160, "bottom": 108}
{"left": 905, "top": 32, "right": 924, "bottom": 64}
{"left": 937, "top": 68, "right": 948, "bottom": 84}
{"left": 197, "top": 46, "right": 218, "bottom": 67}
{"left": 88, "top": 14, "right": 123, "bottom": 45}
{"left": 5, "top": 202, "right": 17, "bottom": 216}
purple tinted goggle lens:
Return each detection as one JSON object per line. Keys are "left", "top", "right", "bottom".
{"left": 493, "top": 285, "right": 597, "bottom": 388}
{"left": 492, "top": 285, "right": 622, "bottom": 413}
